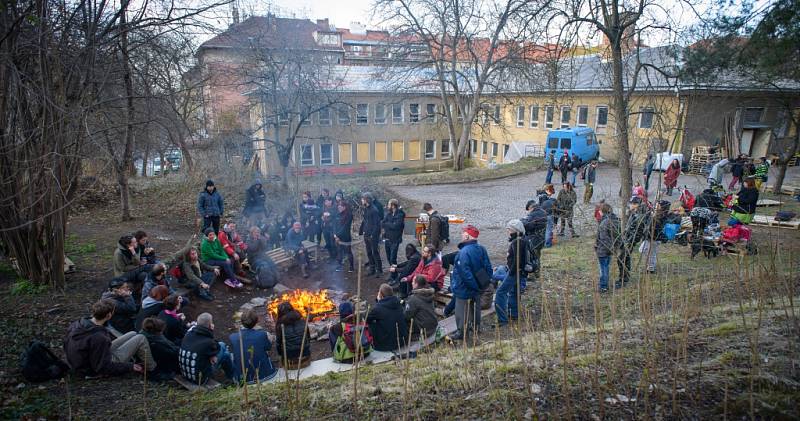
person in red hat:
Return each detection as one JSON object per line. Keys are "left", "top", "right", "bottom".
{"left": 448, "top": 224, "right": 492, "bottom": 341}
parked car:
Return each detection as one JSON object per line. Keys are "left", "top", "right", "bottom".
{"left": 544, "top": 127, "right": 601, "bottom": 164}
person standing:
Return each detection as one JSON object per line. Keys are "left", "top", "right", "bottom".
{"left": 754, "top": 158, "right": 770, "bottom": 191}
{"left": 729, "top": 156, "right": 744, "bottom": 190}
{"left": 539, "top": 185, "right": 556, "bottom": 248}
{"left": 334, "top": 201, "right": 355, "bottom": 273}
{"left": 197, "top": 180, "right": 224, "bottom": 234}
{"left": 359, "top": 192, "right": 383, "bottom": 276}
{"left": 618, "top": 197, "right": 650, "bottom": 288}
{"left": 422, "top": 203, "right": 444, "bottom": 252}
{"left": 641, "top": 200, "right": 669, "bottom": 273}
{"left": 556, "top": 182, "right": 578, "bottom": 238}
{"left": 664, "top": 159, "right": 681, "bottom": 196}
{"left": 570, "top": 153, "right": 582, "bottom": 186}
{"left": 558, "top": 151, "right": 571, "bottom": 184}
{"left": 495, "top": 219, "right": 528, "bottom": 327}
{"left": 583, "top": 160, "right": 597, "bottom": 204}
{"left": 449, "top": 225, "right": 492, "bottom": 341}
{"left": 381, "top": 199, "right": 406, "bottom": 266}
{"left": 545, "top": 150, "right": 556, "bottom": 185}
{"left": 594, "top": 203, "right": 620, "bottom": 293}
{"left": 521, "top": 200, "right": 547, "bottom": 281}
{"left": 243, "top": 179, "right": 267, "bottom": 227}
{"left": 643, "top": 153, "right": 655, "bottom": 192}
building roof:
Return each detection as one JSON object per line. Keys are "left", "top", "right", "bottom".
{"left": 199, "top": 15, "right": 341, "bottom": 52}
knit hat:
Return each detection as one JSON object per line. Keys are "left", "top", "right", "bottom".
{"left": 339, "top": 302, "right": 354, "bottom": 318}
{"left": 506, "top": 219, "right": 524, "bottom": 234}
{"left": 629, "top": 196, "right": 642, "bottom": 204}
{"left": 205, "top": 179, "right": 215, "bottom": 187}
{"left": 462, "top": 224, "right": 479, "bottom": 239}
{"left": 203, "top": 227, "right": 214, "bottom": 236}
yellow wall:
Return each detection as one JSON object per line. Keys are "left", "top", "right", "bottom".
{"left": 375, "top": 141, "right": 388, "bottom": 162}
{"left": 391, "top": 140, "right": 404, "bottom": 161}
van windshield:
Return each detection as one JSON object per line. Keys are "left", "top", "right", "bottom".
{"left": 560, "top": 138, "right": 572, "bottom": 149}
{"left": 547, "top": 138, "right": 559, "bottom": 149}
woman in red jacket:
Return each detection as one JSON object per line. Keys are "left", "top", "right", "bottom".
{"left": 664, "top": 159, "right": 681, "bottom": 196}
{"left": 402, "top": 245, "right": 445, "bottom": 294}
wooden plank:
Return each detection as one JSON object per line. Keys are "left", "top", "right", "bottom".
{"left": 750, "top": 215, "right": 800, "bottom": 229}
{"left": 763, "top": 185, "right": 799, "bottom": 195}
{"left": 173, "top": 375, "right": 221, "bottom": 392}
{"left": 756, "top": 199, "right": 782, "bottom": 207}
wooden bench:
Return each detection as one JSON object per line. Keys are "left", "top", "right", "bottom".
{"left": 265, "top": 240, "right": 321, "bottom": 268}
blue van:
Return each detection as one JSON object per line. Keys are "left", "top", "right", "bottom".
{"left": 544, "top": 127, "right": 601, "bottom": 164}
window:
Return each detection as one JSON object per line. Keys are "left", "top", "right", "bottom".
{"left": 374, "top": 104, "right": 386, "bottom": 124}
{"left": 426, "top": 104, "right": 436, "bottom": 123}
{"left": 503, "top": 144, "right": 509, "bottom": 158}
{"left": 375, "top": 141, "right": 388, "bottom": 162}
{"left": 545, "top": 105, "right": 554, "bottom": 128}
{"left": 596, "top": 106, "right": 608, "bottom": 129}
{"left": 425, "top": 140, "right": 436, "bottom": 159}
{"left": 392, "top": 103, "right": 403, "bottom": 124}
{"left": 516, "top": 105, "right": 525, "bottom": 127}
{"left": 577, "top": 105, "right": 589, "bottom": 126}
{"left": 408, "top": 140, "right": 420, "bottom": 160}
{"left": 391, "top": 140, "right": 404, "bottom": 161}
{"left": 547, "top": 138, "right": 559, "bottom": 149}
{"left": 744, "top": 107, "right": 764, "bottom": 123}
{"left": 481, "top": 141, "right": 488, "bottom": 158}
{"left": 441, "top": 140, "right": 451, "bottom": 158}
{"left": 279, "top": 111, "right": 289, "bottom": 127}
{"left": 409, "top": 103, "right": 420, "bottom": 123}
{"left": 338, "top": 106, "right": 351, "bottom": 125}
{"left": 299, "top": 144, "right": 314, "bottom": 166}
{"left": 638, "top": 107, "right": 655, "bottom": 129}
{"left": 319, "top": 108, "right": 332, "bottom": 126}
{"left": 338, "top": 143, "right": 352, "bottom": 164}
{"left": 560, "top": 138, "right": 572, "bottom": 150}
{"left": 530, "top": 105, "right": 539, "bottom": 128}
{"left": 356, "top": 104, "right": 369, "bottom": 125}
{"left": 491, "top": 142, "right": 498, "bottom": 157}
{"left": 320, "top": 144, "right": 333, "bottom": 165}
{"left": 300, "top": 111, "right": 311, "bottom": 126}
{"left": 586, "top": 133, "right": 595, "bottom": 145}
{"left": 357, "top": 142, "right": 370, "bottom": 163}
{"left": 560, "top": 106, "right": 571, "bottom": 128}
{"left": 471, "top": 139, "right": 478, "bottom": 153}
{"left": 493, "top": 105, "right": 501, "bottom": 125}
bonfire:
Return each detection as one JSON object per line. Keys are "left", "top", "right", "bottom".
{"left": 267, "top": 289, "right": 337, "bottom": 321}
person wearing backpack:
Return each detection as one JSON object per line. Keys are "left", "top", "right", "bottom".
{"left": 495, "top": 219, "right": 528, "bottom": 327}
{"left": 404, "top": 276, "right": 438, "bottom": 340}
{"left": 330, "top": 302, "right": 373, "bottom": 364}
{"left": 423, "top": 203, "right": 447, "bottom": 252}
{"left": 229, "top": 309, "right": 277, "bottom": 383}
{"left": 64, "top": 299, "right": 154, "bottom": 377}
{"left": 366, "top": 284, "right": 408, "bottom": 352}
{"left": 101, "top": 278, "right": 138, "bottom": 335}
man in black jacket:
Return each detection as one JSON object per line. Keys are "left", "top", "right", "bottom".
{"left": 179, "top": 313, "right": 233, "bottom": 384}
{"left": 63, "top": 299, "right": 154, "bottom": 377}
{"left": 366, "top": 284, "right": 408, "bottom": 352}
{"left": 618, "top": 197, "right": 650, "bottom": 288}
{"left": 558, "top": 151, "right": 571, "bottom": 183}
{"left": 359, "top": 192, "right": 383, "bottom": 276}
{"left": 381, "top": 199, "right": 406, "bottom": 266}
{"left": 521, "top": 200, "right": 547, "bottom": 280}
{"left": 101, "top": 278, "right": 138, "bottom": 335}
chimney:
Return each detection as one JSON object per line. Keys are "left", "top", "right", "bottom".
{"left": 316, "top": 18, "right": 330, "bottom": 29}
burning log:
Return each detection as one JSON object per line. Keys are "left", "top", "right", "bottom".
{"left": 267, "top": 288, "right": 337, "bottom": 321}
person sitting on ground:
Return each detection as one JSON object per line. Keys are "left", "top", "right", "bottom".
{"left": 141, "top": 263, "right": 177, "bottom": 302}
{"left": 328, "top": 301, "right": 355, "bottom": 352}
{"left": 179, "top": 312, "right": 234, "bottom": 385}
{"left": 135, "top": 285, "right": 170, "bottom": 331}
{"left": 330, "top": 301, "right": 373, "bottom": 363}
{"left": 200, "top": 228, "right": 243, "bottom": 289}
{"left": 403, "top": 276, "right": 438, "bottom": 340}
{"left": 230, "top": 308, "right": 277, "bottom": 383}
{"left": 243, "top": 179, "right": 267, "bottom": 227}
{"left": 556, "top": 182, "right": 578, "bottom": 238}
{"left": 158, "top": 294, "right": 188, "bottom": 346}
{"left": 101, "top": 278, "right": 138, "bottom": 335}
{"left": 334, "top": 201, "right": 355, "bottom": 273}
{"left": 366, "top": 284, "right": 409, "bottom": 352}
{"left": 696, "top": 188, "right": 725, "bottom": 211}
{"left": 140, "top": 317, "right": 179, "bottom": 381}
{"left": 285, "top": 222, "right": 311, "bottom": 278}
{"left": 275, "top": 302, "right": 311, "bottom": 368}
{"left": 731, "top": 177, "right": 759, "bottom": 224}
{"left": 388, "top": 244, "right": 421, "bottom": 289}
{"left": 64, "top": 299, "right": 154, "bottom": 377}
{"left": 113, "top": 235, "right": 153, "bottom": 286}
{"left": 178, "top": 247, "right": 217, "bottom": 301}
{"left": 402, "top": 244, "right": 445, "bottom": 295}
{"left": 245, "top": 226, "right": 279, "bottom": 289}
{"left": 134, "top": 230, "right": 157, "bottom": 265}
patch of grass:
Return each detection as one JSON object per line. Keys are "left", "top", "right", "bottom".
{"left": 0, "top": 261, "right": 17, "bottom": 276}
{"left": 701, "top": 321, "right": 744, "bottom": 337}
{"left": 10, "top": 279, "right": 48, "bottom": 295}
{"left": 64, "top": 234, "right": 97, "bottom": 255}
{"left": 379, "top": 157, "right": 543, "bottom": 186}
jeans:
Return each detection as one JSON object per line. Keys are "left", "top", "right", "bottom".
{"left": 364, "top": 235, "right": 382, "bottom": 271}
{"left": 618, "top": 245, "right": 632, "bottom": 283}
{"left": 205, "top": 259, "right": 237, "bottom": 281}
{"left": 560, "top": 170, "right": 568, "bottom": 184}
{"left": 454, "top": 296, "right": 480, "bottom": 337}
{"left": 214, "top": 341, "right": 234, "bottom": 380}
{"left": 337, "top": 244, "right": 354, "bottom": 270}
{"left": 544, "top": 215, "right": 554, "bottom": 247}
{"left": 545, "top": 168, "right": 554, "bottom": 184}
{"left": 495, "top": 274, "right": 520, "bottom": 325}
{"left": 384, "top": 239, "right": 401, "bottom": 266}
{"left": 111, "top": 331, "right": 156, "bottom": 370}
{"left": 571, "top": 169, "right": 579, "bottom": 186}
{"left": 641, "top": 240, "right": 659, "bottom": 271}
{"left": 598, "top": 256, "right": 611, "bottom": 290}
{"left": 202, "top": 215, "right": 220, "bottom": 234}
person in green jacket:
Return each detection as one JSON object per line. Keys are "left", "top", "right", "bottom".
{"left": 201, "top": 228, "right": 242, "bottom": 289}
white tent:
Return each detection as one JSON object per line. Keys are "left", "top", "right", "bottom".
{"left": 503, "top": 142, "right": 545, "bottom": 163}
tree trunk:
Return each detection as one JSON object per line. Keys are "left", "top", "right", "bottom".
{"left": 118, "top": 1, "right": 134, "bottom": 221}
{"left": 772, "top": 127, "right": 799, "bottom": 194}
{"left": 611, "top": 42, "right": 632, "bottom": 220}
{"left": 454, "top": 129, "right": 470, "bottom": 171}
{"left": 280, "top": 148, "right": 290, "bottom": 191}
{"left": 142, "top": 144, "right": 149, "bottom": 177}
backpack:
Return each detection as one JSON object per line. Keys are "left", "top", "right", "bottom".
{"left": 252, "top": 260, "right": 279, "bottom": 289}
{"left": 432, "top": 214, "right": 450, "bottom": 244}
{"left": 334, "top": 322, "right": 373, "bottom": 363}
{"left": 520, "top": 236, "right": 539, "bottom": 274}
{"left": 21, "top": 340, "right": 69, "bottom": 382}
{"left": 775, "top": 211, "right": 796, "bottom": 222}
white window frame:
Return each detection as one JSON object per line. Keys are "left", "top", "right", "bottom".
{"left": 638, "top": 107, "right": 655, "bottom": 129}
{"left": 491, "top": 142, "right": 499, "bottom": 157}
{"left": 516, "top": 105, "right": 525, "bottom": 127}
{"left": 318, "top": 108, "right": 332, "bottom": 126}
{"left": 356, "top": 103, "right": 369, "bottom": 125}
{"left": 426, "top": 103, "right": 436, "bottom": 123}
{"left": 299, "top": 144, "right": 314, "bottom": 166}
{"left": 338, "top": 107, "right": 351, "bottom": 125}
{"left": 424, "top": 139, "right": 436, "bottom": 159}
{"left": 409, "top": 103, "right": 420, "bottom": 123}
{"left": 595, "top": 105, "right": 608, "bottom": 129}
{"left": 320, "top": 143, "right": 333, "bottom": 165}
{"left": 577, "top": 105, "right": 589, "bottom": 127}
{"left": 560, "top": 106, "right": 571, "bottom": 128}
{"left": 392, "top": 103, "right": 403, "bottom": 124}
{"left": 545, "top": 105, "right": 554, "bottom": 129}
{"left": 530, "top": 105, "right": 539, "bottom": 128}
{"left": 440, "top": 139, "right": 451, "bottom": 158}
{"left": 374, "top": 104, "right": 386, "bottom": 125}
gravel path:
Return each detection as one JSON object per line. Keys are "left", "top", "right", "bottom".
{"left": 393, "top": 164, "right": 800, "bottom": 260}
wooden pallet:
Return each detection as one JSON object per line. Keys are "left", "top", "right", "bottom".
{"left": 750, "top": 215, "right": 800, "bottom": 229}
{"left": 265, "top": 240, "right": 320, "bottom": 267}
{"left": 763, "top": 185, "right": 799, "bottom": 195}
{"left": 756, "top": 199, "right": 783, "bottom": 207}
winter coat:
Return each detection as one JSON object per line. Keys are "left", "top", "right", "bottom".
{"left": 179, "top": 325, "right": 220, "bottom": 384}
{"left": 113, "top": 245, "right": 140, "bottom": 277}
{"left": 571, "top": 156, "right": 582, "bottom": 172}
{"left": 556, "top": 189, "right": 577, "bottom": 218}
{"left": 141, "top": 331, "right": 179, "bottom": 378}
{"left": 403, "top": 288, "right": 438, "bottom": 337}
{"left": 334, "top": 210, "right": 353, "bottom": 243}
{"left": 381, "top": 208, "right": 406, "bottom": 242}
{"left": 196, "top": 188, "right": 224, "bottom": 217}
{"left": 63, "top": 318, "right": 132, "bottom": 376}
{"left": 731, "top": 160, "right": 744, "bottom": 178}
{"left": 558, "top": 155, "right": 571, "bottom": 172}
{"left": 696, "top": 189, "right": 724, "bottom": 211}
{"left": 733, "top": 187, "right": 759, "bottom": 215}
{"left": 506, "top": 233, "right": 529, "bottom": 276}
{"left": 141, "top": 274, "right": 174, "bottom": 301}
{"left": 547, "top": 154, "right": 557, "bottom": 170}
{"left": 395, "top": 251, "right": 422, "bottom": 281}
{"left": 229, "top": 328, "right": 277, "bottom": 382}
{"left": 134, "top": 300, "right": 163, "bottom": 332}
{"left": 644, "top": 158, "right": 655, "bottom": 176}
{"left": 244, "top": 183, "right": 266, "bottom": 214}
{"left": 359, "top": 204, "right": 382, "bottom": 238}
{"left": 200, "top": 237, "right": 228, "bottom": 262}
{"left": 522, "top": 206, "right": 547, "bottom": 249}
{"left": 245, "top": 235, "right": 270, "bottom": 266}
{"left": 450, "top": 240, "right": 492, "bottom": 300}
{"left": 754, "top": 162, "right": 769, "bottom": 181}
{"left": 584, "top": 165, "right": 597, "bottom": 183}
{"left": 218, "top": 229, "right": 245, "bottom": 257}
{"left": 406, "top": 256, "right": 445, "bottom": 290}
{"left": 158, "top": 310, "right": 188, "bottom": 345}
{"left": 664, "top": 163, "right": 681, "bottom": 188}
{"left": 595, "top": 213, "right": 621, "bottom": 258}
{"left": 540, "top": 196, "right": 556, "bottom": 216}
{"left": 708, "top": 159, "right": 729, "bottom": 184}
{"left": 284, "top": 228, "right": 305, "bottom": 253}
{"left": 427, "top": 211, "right": 444, "bottom": 251}
{"left": 275, "top": 310, "right": 310, "bottom": 360}
{"left": 101, "top": 291, "right": 138, "bottom": 334}
{"left": 623, "top": 207, "right": 651, "bottom": 246}
{"left": 180, "top": 259, "right": 217, "bottom": 289}
{"left": 366, "top": 295, "right": 409, "bottom": 352}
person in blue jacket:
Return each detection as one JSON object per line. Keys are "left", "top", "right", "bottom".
{"left": 197, "top": 180, "right": 224, "bottom": 234}
{"left": 229, "top": 309, "right": 277, "bottom": 383}
{"left": 449, "top": 224, "right": 492, "bottom": 341}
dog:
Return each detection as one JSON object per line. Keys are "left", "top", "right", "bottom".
{"left": 690, "top": 236, "right": 719, "bottom": 259}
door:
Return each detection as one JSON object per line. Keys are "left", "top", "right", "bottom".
{"left": 740, "top": 129, "right": 754, "bottom": 155}
{"left": 751, "top": 129, "right": 770, "bottom": 158}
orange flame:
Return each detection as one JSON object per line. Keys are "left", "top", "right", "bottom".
{"left": 268, "top": 289, "right": 336, "bottom": 320}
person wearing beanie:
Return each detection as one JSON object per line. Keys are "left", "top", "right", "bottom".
{"left": 328, "top": 302, "right": 355, "bottom": 351}
{"left": 449, "top": 224, "right": 492, "bottom": 340}
{"left": 243, "top": 179, "right": 267, "bottom": 227}
{"left": 495, "top": 219, "right": 528, "bottom": 326}
{"left": 197, "top": 180, "right": 224, "bottom": 234}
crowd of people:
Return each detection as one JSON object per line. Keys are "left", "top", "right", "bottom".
{"left": 58, "top": 152, "right": 770, "bottom": 387}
